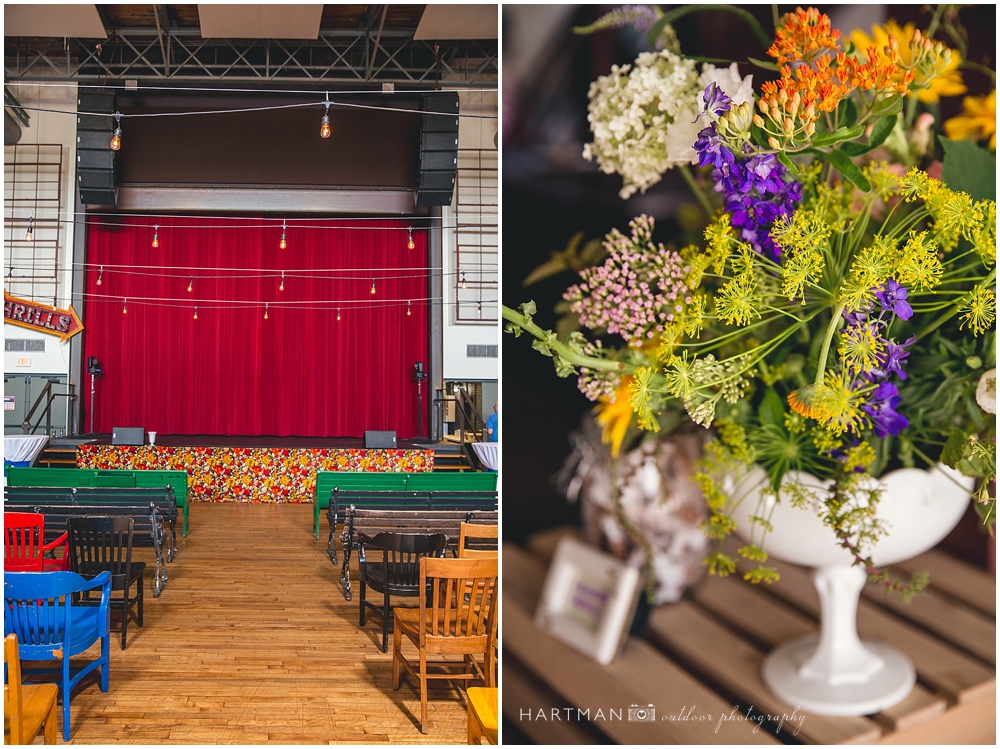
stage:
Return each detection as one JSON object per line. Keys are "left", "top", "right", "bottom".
{"left": 74, "top": 435, "right": 439, "bottom": 504}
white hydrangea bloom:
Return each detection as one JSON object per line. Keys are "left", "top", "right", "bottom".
{"left": 583, "top": 50, "right": 701, "bottom": 199}
{"left": 584, "top": 54, "right": 755, "bottom": 200}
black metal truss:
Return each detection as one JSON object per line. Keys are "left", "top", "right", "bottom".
{"left": 5, "top": 31, "right": 497, "bottom": 87}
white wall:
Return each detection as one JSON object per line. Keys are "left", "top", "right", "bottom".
{"left": 442, "top": 89, "right": 498, "bottom": 382}
{"left": 4, "top": 81, "right": 79, "bottom": 378}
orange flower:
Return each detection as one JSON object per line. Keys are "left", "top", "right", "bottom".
{"left": 768, "top": 6, "right": 841, "bottom": 67}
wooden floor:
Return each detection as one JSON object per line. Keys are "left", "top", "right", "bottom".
{"left": 41, "top": 502, "right": 475, "bottom": 744}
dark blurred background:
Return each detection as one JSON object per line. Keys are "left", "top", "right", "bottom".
{"left": 501, "top": 2, "right": 996, "bottom": 547}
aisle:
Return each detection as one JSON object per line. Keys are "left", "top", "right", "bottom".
{"left": 62, "top": 502, "right": 470, "bottom": 744}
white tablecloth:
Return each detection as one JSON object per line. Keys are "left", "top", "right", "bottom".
{"left": 4, "top": 435, "right": 49, "bottom": 463}
{"left": 472, "top": 442, "right": 498, "bottom": 471}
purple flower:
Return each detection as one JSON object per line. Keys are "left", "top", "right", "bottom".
{"left": 862, "top": 381, "right": 910, "bottom": 437}
{"left": 874, "top": 279, "right": 913, "bottom": 321}
{"left": 874, "top": 335, "right": 916, "bottom": 381}
{"left": 842, "top": 308, "right": 869, "bottom": 326}
{"left": 702, "top": 83, "right": 732, "bottom": 118}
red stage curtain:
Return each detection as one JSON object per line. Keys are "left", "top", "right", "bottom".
{"left": 83, "top": 217, "right": 429, "bottom": 438}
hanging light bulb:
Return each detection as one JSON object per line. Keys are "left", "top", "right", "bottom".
{"left": 370, "top": 278, "right": 376, "bottom": 295}
{"left": 407, "top": 300, "right": 411, "bottom": 316}
{"left": 461, "top": 270, "right": 467, "bottom": 289}
{"left": 279, "top": 220, "right": 287, "bottom": 250}
{"left": 96, "top": 266, "right": 103, "bottom": 286}
{"left": 187, "top": 277, "right": 193, "bottom": 293}
{"left": 320, "top": 96, "right": 331, "bottom": 139}
{"left": 193, "top": 306, "right": 198, "bottom": 320}
{"left": 477, "top": 301, "right": 483, "bottom": 317}
{"left": 122, "top": 297, "right": 128, "bottom": 314}
{"left": 110, "top": 112, "right": 122, "bottom": 151}
{"left": 25, "top": 217, "right": 34, "bottom": 241}
{"left": 279, "top": 272, "right": 285, "bottom": 292}
{"left": 264, "top": 303, "right": 269, "bottom": 320}
{"left": 407, "top": 227, "right": 415, "bottom": 250}
{"left": 337, "top": 308, "right": 341, "bottom": 321}
{"left": 152, "top": 224, "right": 159, "bottom": 248}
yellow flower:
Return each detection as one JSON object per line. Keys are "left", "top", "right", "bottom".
{"left": 594, "top": 377, "right": 633, "bottom": 458}
{"left": 944, "top": 90, "right": 997, "bottom": 150}
{"left": 851, "top": 21, "right": 966, "bottom": 103}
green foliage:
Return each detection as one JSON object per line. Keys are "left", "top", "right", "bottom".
{"left": 827, "top": 148, "right": 872, "bottom": 192}
{"left": 840, "top": 115, "right": 897, "bottom": 157}
{"left": 647, "top": 5, "right": 771, "bottom": 49}
{"left": 811, "top": 124, "right": 866, "bottom": 149}
{"left": 940, "top": 138, "right": 996, "bottom": 201}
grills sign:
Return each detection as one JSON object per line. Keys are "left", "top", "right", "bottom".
{"left": 4, "top": 292, "right": 83, "bottom": 341}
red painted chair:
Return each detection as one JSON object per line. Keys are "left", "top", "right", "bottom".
{"left": 3, "top": 512, "right": 70, "bottom": 571}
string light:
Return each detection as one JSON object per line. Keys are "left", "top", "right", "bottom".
{"left": 407, "top": 300, "right": 411, "bottom": 316}
{"left": 370, "top": 278, "right": 376, "bottom": 295}
{"left": 407, "top": 227, "right": 415, "bottom": 250}
{"left": 110, "top": 112, "right": 122, "bottom": 151}
{"left": 477, "top": 301, "right": 482, "bottom": 317}
{"left": 123, "top": 297, "right": 128, "bottom": 314}
{"left": 461, "top": 270, "right": 467, "bottom": 289}
{"left": 187, "top": 277, "right": 193, "bottom": 292}
{"left": 264, "top": 303, "right": 269, "bottom": 320}
{"left": 279, "top": 220, "right": 287, "bottom": 250}
{"left": 96, "top": 266, "right": 103, "bottom": 285}
{"left": 320, "top": 95, "right": 331, "bottom": 139}
{"left": 337, "top": 308, "right": 341, "bottom": 321}
{"left": 279, "top": 272, "right": 285, "bottom": 292}
{"left": 193, "top": 306, "right": 198, "bottom": 320}
{"left": 152, "top": 224, "right": 159, "bottom": 248}
{"left": 24, "top": 217, "right": 34, "bottom": 241}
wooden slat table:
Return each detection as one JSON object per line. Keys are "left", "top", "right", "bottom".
{"left": 502, "top": 529, "right": 996, "bottom": 745}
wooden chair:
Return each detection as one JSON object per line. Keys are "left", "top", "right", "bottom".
{"left": 4, "top": 570, "right": 112, "bottom": 741}
{"left": 4, "top": 634, "right": 59, "bottom": 745}
{"left": 457, "top": 521, "right": 498, "bottom": 559}
{"left": 3, "top": 512, "right": 69, "bottom": 571}
{"left": 392, "top": 557, "right": 498, "bottom": 733}
{"left": 358, "top": 532, "right": 449, "bottom": 653}
{"left": 466, "top": 687, "right": 498, "bottom": 744}
{"left": 68, "top": 515, "right": 145, "bottom": 650}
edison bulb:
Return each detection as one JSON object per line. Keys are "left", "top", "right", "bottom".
{"left": 320, "top": 115, "right": 331, "bottom": 139}
{"left": 110, "top": 128, "right": 122, "bottom": 151}
{"left": 279, "top": 237, "right": 287, "bottom": 250}
{"left": 152, "top": 237, "right": 159, "bottom": 248}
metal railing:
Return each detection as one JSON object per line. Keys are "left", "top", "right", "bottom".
{"left": 22, "top": 379, "right": 76, "bottom": 436}
{"left": 453, "top": 386, "right": 487, "bottom": 468}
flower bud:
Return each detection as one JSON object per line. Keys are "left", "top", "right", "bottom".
{"left": 778, "top": 88, "right": 788, "bottom": 104}
{"left": 770, "top": 105, "right": 781, "bottom": 120}
{"left": 888, "top": 35, "right": 899, "bottom": 51}
{"left": 784, "top": 117, "right": 794, "bottom": 132}
{"left": 753, "top": 114, "right": 765, "bottom": 128}
{"left": 768, "top": 136, "right": 780, "bottom": 149}
{"left": 805, "top": 120, "right": 816, "bottom": 136}
{"left": 758, "top": 97, "right": 769, "bottom": 113}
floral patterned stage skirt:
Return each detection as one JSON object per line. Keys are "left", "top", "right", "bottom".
{"left": 77, "top": 444, "right": 434, "bottom": 503}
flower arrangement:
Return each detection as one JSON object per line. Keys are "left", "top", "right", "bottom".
{"left": 505, "top": 5, "right": 996, "bottom": 599}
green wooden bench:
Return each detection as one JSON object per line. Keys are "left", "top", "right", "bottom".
{"left": 311, "top": 471, "right": 498, "bottom": 538}
{"left": 6, "top": 467, "right": 191, "bottom": 537}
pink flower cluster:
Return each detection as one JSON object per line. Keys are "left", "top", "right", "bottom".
{"left": 564, "top": 215, "right": 690, "bottom": 347}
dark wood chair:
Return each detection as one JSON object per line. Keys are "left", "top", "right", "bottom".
{"left": 68, "top": 516, "right": 145, "bottom": 650}
{"left": 358, "top": 532, "right": 449, "bottom": 653}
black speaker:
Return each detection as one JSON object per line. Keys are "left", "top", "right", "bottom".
{"left": 112, "top": 427, "right": 144, "bottom": 446}
{"left": 416, "top": 92, "right": 459, "bottom": 207}
{"left": 77, "top": 91, "right": 117, "bottom": 206}
{"left": 364, "top": 430, "right": 397, "bottom": 449}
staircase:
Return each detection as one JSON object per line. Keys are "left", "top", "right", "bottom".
{"left": 433, "top": 440, "right": 475, "bottom": 471}
{"left": 34, "top": 439, "right": 84, "bottom": 468}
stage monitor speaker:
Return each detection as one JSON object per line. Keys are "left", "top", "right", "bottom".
{"left": 416, "top": 92, "right": 459, "bottom": 207}
{"left": 112, "top": 427, "right": 144, "bottom": 446}
{"left": 77, "top": 90, "right": 118, "bottom": 206}
{"left": 364, "top": 430, "right": 397, "bottom": 449}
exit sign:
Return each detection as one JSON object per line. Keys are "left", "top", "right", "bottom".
{"left": 16, "top": 357, "right": 31, "bottom": 367}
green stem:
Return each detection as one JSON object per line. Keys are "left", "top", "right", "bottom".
{"left": 814, "top": 302, "right": 847, "bottom": 386}
{"left": 925, "top": 4, "right": 947, "bottom": 40}
{"left": 501, "top": 305, "right": 628, "bottom": 373}
{"left": 679, "top": 164, "right": 715, "bottom": 218}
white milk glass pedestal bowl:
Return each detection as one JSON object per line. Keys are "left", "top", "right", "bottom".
{"left": 731, "top": 464, "right": 973, "bottom": 716}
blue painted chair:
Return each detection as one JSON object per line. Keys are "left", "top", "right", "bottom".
{"left": 4, "top": 570, "right": 112, "bottom": 741}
